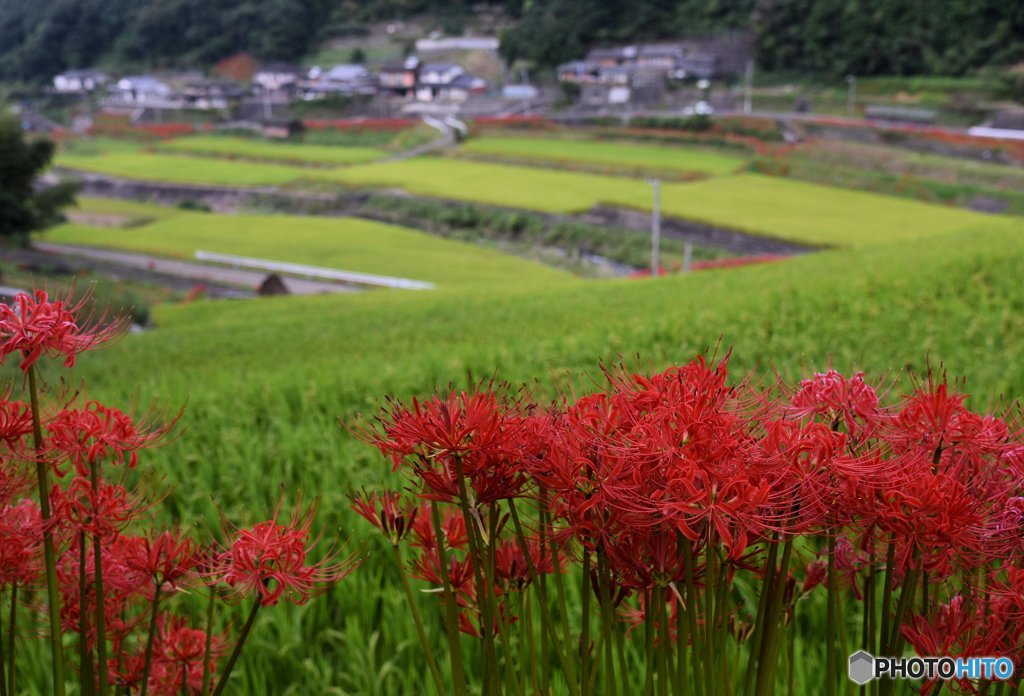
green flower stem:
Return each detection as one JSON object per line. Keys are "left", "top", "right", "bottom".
{"left": 520, "top": 590, "right": 534, "bottom": 696}
{"left": 451, "top": 457, "right": 496, "bottom": 692}
{"left": 507, "top": 500, "right": 578, "bottom": 693}
{"left": 210, "top": 599, "right": 260, "bottom": 696}
{"left": 705, "top": 538, "right": 717, "bottom": 696}
{"left": 827, "top": 534, "right": 837, "bottom": 696}
{"left": 752, "top": 537, "right": 794, "bottom": 696}
{"left": 673, "top": 583, "right": 687, "bottom": 696}
{"left": 682, "top": 539, "right": 704, "bottom": 694}
{"left": 91, "top": 465, "right": 109, "bottom": 696}
{"left": 201, "top": 589, "right": 216, "bottom": 696}
{"left": 391, "top": 544, "right": 446, "bottom": 695}
{"left": 139, "top": 584, "right": 162, "bottom": 696}
{"left": 643, "top": 588, "right": 655, "bottom": 696}
{"left": 878, "top": 538, "right": 896, "bottom": 659}
{"left": 879, "top": 563, "right": 919, "bottom": 696}
{"left": 744, "top": 539, "right": 778, "bottom": 696}
{"left": 429, "top": 502, "right": 467, "bottom": 696}
{"left": 657, "top": 586, "right": 670, "bottom": 696}
{"left": 27, "top": 365, "right": 66, "bottom": 696}
{"left": 598, "top": 552, "right": 617, "bottom": 696}
{"left": 79, "top": 533, "right": 96, "bottom": 696}
{"left": 6, "top": 586, "right": 16, "bottom": 696}
{"left": 579, "top": 546, "right": 591, "bottom": 695}
{"left": 537, "top": 492, "right": 549, "bottom": 695}
{"left": 1, "top": 590, "right": 7, "bottom": 696}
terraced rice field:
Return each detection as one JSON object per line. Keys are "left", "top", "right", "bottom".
{"left": 158, "top": 135, "right": 387, "bottom": 166}
{"left": 58, "top": 151, "right": 316, "bottom": 186}
{"left": 460, "top": 135, "right": 746, "bottom": 175}
{"left": 44, "top": 205, "right": 571, "bottom": 289}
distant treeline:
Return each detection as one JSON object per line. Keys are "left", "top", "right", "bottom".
{"left": 1, "top": 0, "right": 1021, "bottom": 84}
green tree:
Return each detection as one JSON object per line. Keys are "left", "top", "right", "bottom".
{"left": 0, "top": 116, "right": 78, "bottom": 245}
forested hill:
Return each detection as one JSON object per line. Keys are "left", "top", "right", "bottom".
{"left": 1, "top": 0, "right": 1022, "bottom": 84}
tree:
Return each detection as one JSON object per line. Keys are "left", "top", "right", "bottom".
{"left": 0, "top": 116, "right": 78, "bottom": 245}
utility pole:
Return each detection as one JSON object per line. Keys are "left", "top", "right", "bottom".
{"left": 846, "top": 74, "right": 857, "bottom": 116}
{"left": 649, "top": 178, "right": 661, "bottom": 276}
{"left": 744, "top": 59, "right": 753, "bottom": 114}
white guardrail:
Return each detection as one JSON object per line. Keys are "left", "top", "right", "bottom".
{"left": 194, "top": 250, "right": 436, "bottom": 291}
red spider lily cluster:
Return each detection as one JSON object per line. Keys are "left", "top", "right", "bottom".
{"left": 358, "top": 356, "right": 1024, "bottom": 696}
{"left": 0, "top": 290, "right": 359, "bottom": 696}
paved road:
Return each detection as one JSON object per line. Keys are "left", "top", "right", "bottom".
{"left": 35, "top": 243, "right": 359, "bottom": 295}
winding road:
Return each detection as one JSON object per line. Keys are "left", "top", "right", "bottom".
{"left": 34, "top": 242, "right": 359, "bottom": 295}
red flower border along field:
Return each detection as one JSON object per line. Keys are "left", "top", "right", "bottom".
{"left": 3, "top": 291, "right": 1024, "bottom": 695}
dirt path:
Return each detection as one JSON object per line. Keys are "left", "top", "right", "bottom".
{"left": 34, "top": 243, "right": 359, "bottom": 295}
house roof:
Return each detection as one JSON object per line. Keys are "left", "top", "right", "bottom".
{"left": 421, "top": 62, "right": 462, "bottom": 74}
{"left": 586, "top": 46, "right": 637, "bottom": 61}
{"left": 257, "top": 63, "right": 303, "bottom": 75}
{"left": 381, "top": 57, "right": 420, "bottom": 72}
{"left": 447, "top": 74, "right": 485, "bottom": 89}
{"left": 116, "top": 76, "right": 171, "bottom": 92}
{"left": 639, "top": 44, "right": 684, "bottom": 58}
{"left": 325, "top": 64, "right": 370, "bottom": 81}
{"left": 57, "top": 68, "right": 107, "bottom": 79}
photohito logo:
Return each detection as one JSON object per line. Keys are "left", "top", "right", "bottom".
{"left": 848, "top": 651, "right": 1015, "bottom": 685}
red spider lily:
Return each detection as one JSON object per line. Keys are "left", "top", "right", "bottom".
{"left": 372, "top": 389, "right": 530, "bottom": 503}
{"left": 621, "top": 592, "right": 680, "bottom": 643}
{"left": 51, "top": 477, "right": 139, "bottom": 540}
{"left": 788, "top": 369, "right": 884, "bottom": 440}
{"left": 801, "top": 535, "right": 869, "bottom": 598}
{"left": 457, "top": 599, "right": 518, "bottom": 638}
{"left": 0, "top": 398, "right": 36, "bottom": 504}
{"left": 493, "top": 536, "right": 555, "bottom": 592}
{"left": 210, "top": 498, "right": 361, "bottom": 606}
{"left": 124, "top": 529, "right": 198, "bottom": 593}
{"left": 148, "top": 614, "right": 224, "bottom": 696}
{"left": 410, "top": 545, "right": 475, "bottom": 591}
{"left": 0, "top": 497, "right": 42, "bottom": 587}
{"left": 409, "top": 504, "right": 468, "bottom": 551}
{"left": 45, "top": 401, "right": 171, "bottom": 477}
{"left": 900, "top": 594, "right": 1017, "bottom": 695}
{"left": 351, "top": 490, "right": 418, "bottom": 545}
{"left": 57, "top": 536, "right": 150, "bottom": 647}
{"left": 0, "top": 396, "right": 34, "bottom": 450}
{"left": 983, "top": 496, "right": 1024, "bottom": 557}
{"left": 0, "top": 290, "right": 128, "bottom": 371}
{"left": 862, "top": 466, "right": 988, "bottom": 573}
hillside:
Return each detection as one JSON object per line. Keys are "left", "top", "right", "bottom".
{"left": 45, "top": 214, "right": 1024, "bottom": 692}
{"left": 3, "top": 0, "right": 1022, "bottom": 84}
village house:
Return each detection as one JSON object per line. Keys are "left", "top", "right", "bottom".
{"left": 302, "top": 64, "right": 377, "bottom": 99}
{"left": 181, "top": 79, "right": 246, "bottom": 110}
{"left": 587, "top": 46, "right": 638, "bottom": 67}
{"left": 106, "top": 75, "right": 178, "bottom": 106}
{"left": 378, "top": 57, "right": 420, "bottom": 97}
{"left": 252, "top": 63, "right": 304, "bottom": 93}
{"left": 437, "top": 74, "right": 488, "bottom": 102}
{"left": 415, "top": 62, "right": 464, "bottom": 101}
{"left": 53, "top": 69, "right": 109, "bottom": 94}
{"left": 557, "top": 35, "right": 753, "bottom": 106}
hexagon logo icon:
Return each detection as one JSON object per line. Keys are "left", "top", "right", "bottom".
{"left": 849, "top": 651, "right": 875, "bottom": 685}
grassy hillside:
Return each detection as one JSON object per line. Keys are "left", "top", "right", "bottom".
{"left": 460, "top": 136, "right": 747, "bottom": 176}
{"left": 28, "top": 213, "right": 1021, "bottom": 693}
{"left": 158, "top": 136, "right": 388, "bottom": 166}
{"left": 44, "top": 208, "right": 571, "bottom": 289}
